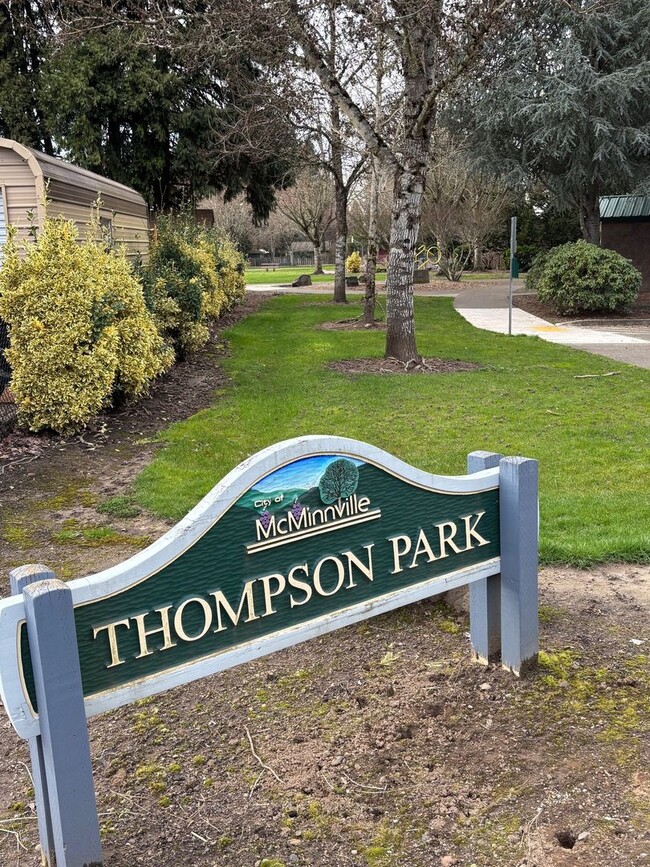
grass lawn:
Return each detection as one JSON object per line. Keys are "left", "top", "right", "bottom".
{"left": 135, "top": 295, "right": 649, "bottom": 565}
{"left": 245, "top": 267, "right": 511, "bottom": 285}
{"left": 457, "top": 269, "right": 513, "bottom": 281}
{"left": 245, "top": 266, "right": 335, "bottom": 285}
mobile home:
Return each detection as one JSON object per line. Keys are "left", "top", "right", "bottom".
{"left": 0, "top": 138, "right": 150, "bottom": 259}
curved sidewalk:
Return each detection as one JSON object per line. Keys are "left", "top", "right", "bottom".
{"left": 454, "top": 284, "right": 650, "bottom": 370}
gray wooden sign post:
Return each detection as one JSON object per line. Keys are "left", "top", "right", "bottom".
{"left": 467, "top": 453, "right": 539, "bottom": 672}
{"left": 9, "top": 566, "right": 56, "bottom": 866}
{"left": 499, "top": 456, "right": 539, "bottom": 673}
{"left": 467, "top": 452, "right": 503, "bottom": 664}
{"left": 19, "top": 573, "right": 103, "bottom": 867}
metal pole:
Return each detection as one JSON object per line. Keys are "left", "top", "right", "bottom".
{"left": 508, "top": 216, "right": 517, "bottom": 336}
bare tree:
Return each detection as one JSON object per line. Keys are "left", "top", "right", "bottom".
{"left": 63, "top": 0, "right": 507, "bottom": 360}
{"left": 277, "top": 0, "right": 509, "bottom": 361}
{"left": 422, "top": 144, "right": 511, "bottom": 279}
{"left": 251, "top": 209, "right": 299, "bottom": 260}
{"left": 276, "top": 169, "right": 335, "bottom": 273}
{"left": 200, "top": 193, "right": 256, "bottom": 251}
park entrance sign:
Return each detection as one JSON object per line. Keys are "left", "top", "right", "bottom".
{"left": 0, "top": 436, "right": 538, "bottom": 866}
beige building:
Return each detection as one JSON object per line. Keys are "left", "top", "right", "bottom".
{"left": 0, "top": 138, "right": 150, "bottom": 259}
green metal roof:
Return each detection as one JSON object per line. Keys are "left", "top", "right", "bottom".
{"left": 600, "top": 195, "right": 650, "bottom": 220}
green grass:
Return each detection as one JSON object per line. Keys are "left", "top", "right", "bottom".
{"left": 453, "top": 270, "right": 513, "bottom": 281}
{"left": 245, "top": 266, "right": 509, "bottom": 286}
{"left": 134, "top": 296, "right": 649, "bottom": 565}
{"left": 245, "top": 266, "right": 336, "bottom": 285}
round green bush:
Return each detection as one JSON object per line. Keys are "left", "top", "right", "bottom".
{"left": 535, "top": 240, "right": 641, "bottom": 315}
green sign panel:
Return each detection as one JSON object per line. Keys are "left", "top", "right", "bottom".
{"left": 1, "top": 436, "right": 512, "bottom": 740}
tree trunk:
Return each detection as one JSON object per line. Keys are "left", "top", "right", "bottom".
{"left": 473, "top": 242, "right": 482, "bottom": 271}
{"left": 333, "top": 182, "right": 348, "bottom": 302}
{"left": 579, "top": 181, "right": 601, "bottom": 245}
{"left": 364, "top": 27, "right": 384, "bottom": 326}
{"left": 384, "top": 152, "right": 426, "bottom": 362}
{"left": 313, "top": 244, "right": 324, "bottom": 274}
{"left": 364, "top": 156, "right": 380, "bottom": 324}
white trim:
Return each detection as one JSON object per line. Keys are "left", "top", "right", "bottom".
{"left": 0, "top": 436, "right": 500, "bottom": 739}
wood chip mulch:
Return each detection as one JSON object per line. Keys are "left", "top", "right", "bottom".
{"left": 327, "top": 356, "right": 480, "bottom": 374}
{"left": 319, "top": 318, "right": 385, "bottom": 331}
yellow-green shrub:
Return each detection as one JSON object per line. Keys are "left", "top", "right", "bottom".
{"left": 141, "top": 217, "right": 246, "bottom": 358}
{"left": 0, "top": 219, "right": 173, "bottom": 433}
{"left": 346, "top": 250, "right": 362, "bottom": 273}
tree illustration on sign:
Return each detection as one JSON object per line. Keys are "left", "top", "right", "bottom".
{"left": 318, "top": 458, "right": 360, "bottom": 504}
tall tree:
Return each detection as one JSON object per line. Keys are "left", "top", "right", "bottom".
{"left": 0, "top": 0, "right": 54, "bottom": 152}
{"left": 45, "top": 17, "right": 295, "bottom": 215}
{"left": 457, "top": 0, "right": 650, "bottom": 244}
{"left": 276, "top": 0, "right": 509, "bottom": 361}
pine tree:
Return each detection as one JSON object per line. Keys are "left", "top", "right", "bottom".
{"left": 0, "top": 0, "right": 54, "bottom": 153}
{"left": 44, "top": 19, "right": 294, "bottom": 216}
{"left": 458, "top": 0, "right": 650, "bottom": 244}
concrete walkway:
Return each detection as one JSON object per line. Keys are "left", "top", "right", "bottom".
{"left": 454, "top": 283, "right": 650, "bottom": 370}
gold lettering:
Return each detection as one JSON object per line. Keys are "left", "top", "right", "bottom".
{"left": 258, "top": 573, "right": 286, "bottom": 616}
{"left": 313, "top": 556, "right": 345, "bottom": 597}
{"left": 436, "top": 521, "right": 462, "bottom": 559}
{"left": 409, "top": 528, "right": 437, "bottom": 569}
{"left": 211, "top": 580, "right": 259, "bottom": 632}
{"left": 462, "top": 512, "right": 490, "bottom": 549}
{"left": 133, "top": 606, "right": 176, "bottom": 659}
{"left": 93, "top": 619, "right": 131, "bottom": 668}
{"left": 288, "top": 563, "right": 312, "bottom": 607}
{"left": 342, "top": 544, "right": 374, "bottom": 588}
{"left": 388, "top": 534, "right": 412, "bottom": 574}
{"left": 173, "top": 597, "right": 213, "bottom": 643}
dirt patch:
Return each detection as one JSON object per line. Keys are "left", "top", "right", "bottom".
{"left": 0, "top": 564, "right": 648, "bottom": 867}
{"left": 514, "top": 291, "right": 650, "bottom": 323}
{"left": 327, "top": 357, "right": 481, "bottom": 375}
{"left": 0, "top": 292, "right": 648, "bottom": 867}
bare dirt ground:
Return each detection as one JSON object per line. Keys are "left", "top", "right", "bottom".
{"left": 0, "top": 295, "right": 648, "bottom": 867}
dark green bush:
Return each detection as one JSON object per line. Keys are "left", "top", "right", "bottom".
{"left": 534, "top": 241, "right": 640, "bottom": 315}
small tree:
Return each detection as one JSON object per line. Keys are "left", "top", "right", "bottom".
{"left": 276, "top": 169, "right": 335, "bottom": 273}
{"left": 318, "top": 458, "right": 359, "bottom": 504}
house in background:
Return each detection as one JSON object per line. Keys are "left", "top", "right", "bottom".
{"left": 600, "top": 195, "right": 650, "bottom": 290}
{"left": 0, "top": 138, "right": 150, "bottom": 260}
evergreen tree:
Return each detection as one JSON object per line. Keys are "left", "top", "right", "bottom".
{"left": 458, "top": 0, "right": 650, "bottom": 244}
{"left": 0, "top": 1, "right": 293, "bottom": 218}
{"left": 44, "top": 17, "right": 293, "bottom": 216}
{"left": 0, "top": 0, "right": 54, "bottom": 152}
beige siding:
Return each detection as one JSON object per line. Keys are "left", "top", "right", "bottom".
{"left": 0, "top": 148, "right": 39, "bottom": 244}
{"left": 44, "top": 200, "right": 150, "bottom": 260}
{"left": 0, "top": 140, "right": 150, "bottom": 260}
{"left": 46, "top": 178, "right": 147, "bottom": 218}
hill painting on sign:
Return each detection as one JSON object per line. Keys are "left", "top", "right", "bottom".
{"left": 235, "top": 455, "right": 365, "bottom": 514}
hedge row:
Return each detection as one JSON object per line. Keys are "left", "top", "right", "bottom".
{"left": 0, "top": 215, "right": 246, "bottom": 433}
